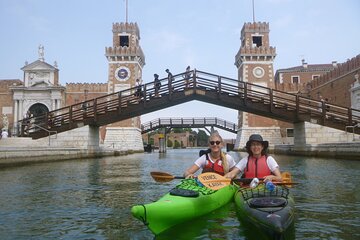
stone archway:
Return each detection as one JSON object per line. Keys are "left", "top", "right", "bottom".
{"left": 28, "top": 103, "right": 49, "bottom": 117}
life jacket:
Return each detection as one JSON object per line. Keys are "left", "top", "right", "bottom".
{"left": 202, "top": 153, "right": 225, "bottom": 176}
{"left": 243, "top": 155, "right": 272, "bottom": 178}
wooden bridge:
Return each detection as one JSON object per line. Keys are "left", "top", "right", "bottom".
{"left": 20, "top": 69, "right": 360, "bottom": 139}
{"left": 141, "top": 117, "right": 238, "bottom": 134}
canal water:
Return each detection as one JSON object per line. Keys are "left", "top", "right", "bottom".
{"left": 0, "top": 149, "right": 359, "bottom": 240}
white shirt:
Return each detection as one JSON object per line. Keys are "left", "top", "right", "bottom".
{"left": 194, "top": 153, "right": 236, "bottom": 170}
{"left": 234, "top": 155, "right": 279, "bottom": 173}
{"left": 1, "top": 131, "right": 8, "bottom": 139}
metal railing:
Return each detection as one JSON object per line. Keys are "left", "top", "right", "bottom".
{"left": 31, "top": 123, "right": 57, "bottom": 146}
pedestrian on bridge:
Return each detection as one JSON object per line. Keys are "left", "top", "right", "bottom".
{"left": 134, "top": 78, "right": 143, "bottom": 102}
{"left": 165, "top": 69, "right": 173, "bottom": 82}
{"left": 165, "top": 69, "right": 174, "bottom": 93}
{"left": 154, "top": 74, "right": 161, "bottom": 97}
{"left": 183, "top": 132, "right": 236, "bottom": 178}
{"left": 183, "top": 66, "right": 191, "bottom": 89}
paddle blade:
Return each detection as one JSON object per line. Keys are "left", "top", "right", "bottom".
{"left": 150, "top": 171, "right": 176, "bottom": 182}
{"left": 281, "top": 171, "right": 294, "bottom": 188}
{"left": 197, "top": 172, "right": 231, "bottom": 190}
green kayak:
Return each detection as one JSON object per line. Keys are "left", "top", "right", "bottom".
{"left": 131, "top": 178, "right": 238, "bottom": 235}
{"left": 234, "top": 183, "right": 295, "bottom": 235}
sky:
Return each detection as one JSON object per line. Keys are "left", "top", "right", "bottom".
{"left": 1, "top": 0, "right": 360, "bottom": 139}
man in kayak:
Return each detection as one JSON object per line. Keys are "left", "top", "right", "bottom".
{"left": 224, "top": 134, "right": 282, "bottom": 182}
{"left": 183, "top": 132, "right": 236, "bottom": 178}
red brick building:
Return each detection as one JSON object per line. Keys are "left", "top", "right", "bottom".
{"left": 275, "top": 60, "right": 338, "bottom": 95}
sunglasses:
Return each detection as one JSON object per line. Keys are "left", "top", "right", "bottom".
{"left": 210, "top": 141, "right": 221, "bottom": 145}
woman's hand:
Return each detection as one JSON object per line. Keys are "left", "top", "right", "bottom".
{"left": 263, "top": 175, "right": 282, "bottom": 182}
{"left": 185, "top": 174, "right": 195, "bottom": 179}
{"left": 224, "top": 172, "right": 236, "bottom": 179}
{"left": 224, "top": 168, "right": 241, "bottom": 179}
{"left": 183, "top": 164, "right": 200, "bottom": 179}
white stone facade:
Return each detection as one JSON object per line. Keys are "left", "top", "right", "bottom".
{"left": 351, "top": 74, "right": 360, "bottom": 117}
{"left": 103, "top": 127, "right": 143, "bottom": 151}
{"left": 294, "top": 122, "right": 359, "bottom": 150}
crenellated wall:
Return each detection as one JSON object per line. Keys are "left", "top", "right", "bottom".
{"left": 309, "top": 55, "right": 360, "bottom": 89}
{"left": 308, "top": 55, "right": 360, "bottom": 107}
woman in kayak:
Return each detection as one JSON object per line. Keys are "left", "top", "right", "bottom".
{"left": 224, "top": 134, "right": 282, "bottom": 182}
{"left": 183, "top": 132, "right": 236, "bottom": 178}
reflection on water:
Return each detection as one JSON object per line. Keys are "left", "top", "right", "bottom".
{"left": 0, "top": 149, "right": 359, "bottom": 239}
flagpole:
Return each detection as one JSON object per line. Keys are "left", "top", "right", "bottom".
{"left": 125, "top": 0, "right": 128, "bottom": 23}
{"left": 252, "top": 0, "right": 255, "bottom": 23}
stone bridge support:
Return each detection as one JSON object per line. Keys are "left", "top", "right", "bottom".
{"left": 33, "top": 125, "right": 101, "bottom": 151}
{"left": 293, "top": 122, "right": 358, "bottom": 151}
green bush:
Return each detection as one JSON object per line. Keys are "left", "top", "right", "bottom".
{"left": 174, "top": 140, "right": 181, "bottom": 149}
{"left": 167, "top": 139, "right": 173, "bottom": 147}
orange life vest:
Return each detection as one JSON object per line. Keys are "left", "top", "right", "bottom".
{"left": 202, "top": 154, "right": 225, "bottom": 176}
{"left": 243, "top": 155, "right": 272, "bottom": 178}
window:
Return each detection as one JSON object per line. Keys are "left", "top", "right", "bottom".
{"left": 286, "top": 128, "right": 294, "bottom": 137}
{"left": 312, "top": 75, "right": 320, "bottom": 80}
{"left": 252, "top": 36, "right": 262, "bottom": 47}
{"left": 291, "top": 76, "right": 299, "bottom": 84}
{"left": 119, "top": 35, "right": 129, "bottom": 47}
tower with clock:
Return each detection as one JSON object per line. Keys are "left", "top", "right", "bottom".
{"left": 234, "top": 22, "right": 282, "bottom": 149}
{"left": 104, "top": 22, "right": 146, "bottom": 150}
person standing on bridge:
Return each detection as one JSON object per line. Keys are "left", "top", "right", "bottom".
{"left": 165, "top": 69, "right": 174, "bottom": 93}
{"left": 183, "top": 132, "right": 236, "bottom": 178}
{"left": 165, "top": 69, "right": 173, "bottom": 82}
{"left": 183, "top": 66, "right": 191, "bottom": 89}
{"left": 134, "top": 78, "right": 143, "bottom": 102}
{"left": 224, "top": 134, "right": 282, "bottom": 182}
{"left": 154, "top": 73, "right": 161, "bottom": 97}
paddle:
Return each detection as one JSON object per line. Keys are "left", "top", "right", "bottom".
{"left": 150, "top": 171, "right": 256, "bottom": 191}
{"left": 150, "top": 171, "right": 259, "bottom": 184}
{"left": 281, "top": 171, "right": 295, "bottom": 188}
{"left": 199, "top": 172, "right": 298, "bottom": 190}
{"left": 232, "top": 171, "right": 298, "bottom": 187}
{"left": 150, "top": 171, "right": 298, "bottom": 191}
{"left": 150, "top": 171, "right": 185, "bottom": 183}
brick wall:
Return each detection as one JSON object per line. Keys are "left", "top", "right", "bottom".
{"left": 0, "top": 79, "right": 22, "bottom": 130}
{"left": 308, "top": 55, "right": 360, "bottom": 107}
{"left": 65, "top": 83, "right": 108, "bottom": 105}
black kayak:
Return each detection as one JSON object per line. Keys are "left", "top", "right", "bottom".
{"left": 234, "top": 183, "right": 295, "bottom": 236}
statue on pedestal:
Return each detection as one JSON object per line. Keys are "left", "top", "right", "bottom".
{"left": 2, "top": 114, "right": 8, "bottom": 130}
{"left": 1, "top": 114, "right": 9, "bottom": 139}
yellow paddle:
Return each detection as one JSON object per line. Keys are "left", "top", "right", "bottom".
{"left": 199, "top": 172, "right": 298, "bottom": 190}
{"left": 197, "top": 172, "right": 232, "bottom": 190}
{"left": 281, "top": 171, "right": 294, "bottom": 188}
{"left": 150, "top": 171, "right": 185, "bottom": 183}
{"left": 150, "top": 171, "right": 250, "bottom": 190}
{"left": 150, "top": 171, "right": 298, "bottom": 191}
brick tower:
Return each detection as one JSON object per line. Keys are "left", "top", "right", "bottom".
{"left": 103, "top": 22, "right": 145, "bottom": 150}
{"left": 234, "top": 22, "right": 282, "bottom": 149}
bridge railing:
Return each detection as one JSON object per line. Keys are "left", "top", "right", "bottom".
{"left": 141, "top": 117, "right": 238, "bottom": 134}
{"left": 18, "top": 69, "right": 360, "bottom": 137}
